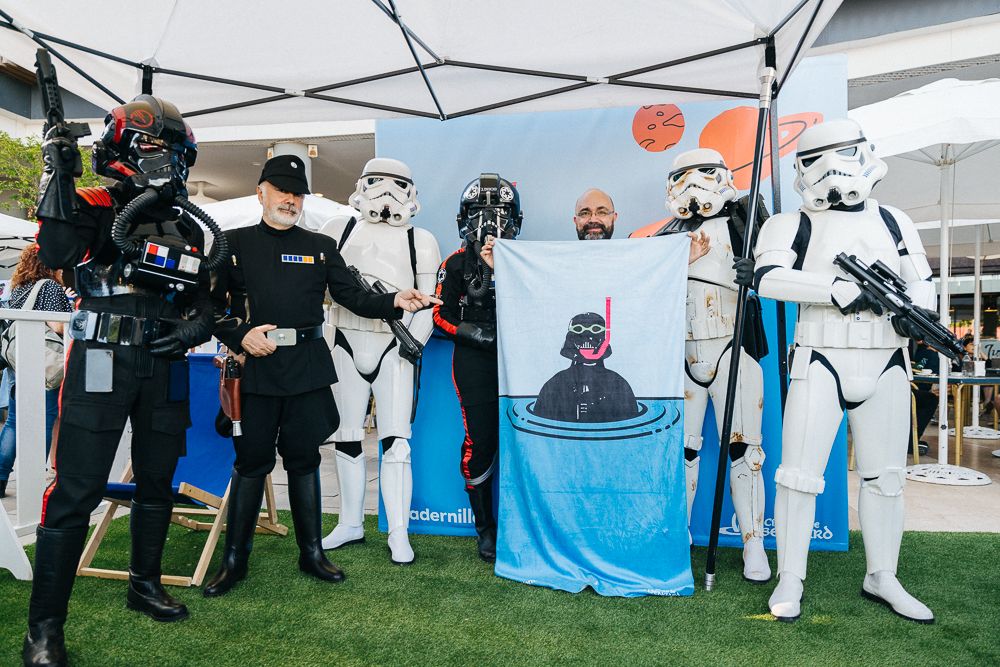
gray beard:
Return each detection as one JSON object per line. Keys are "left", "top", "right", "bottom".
{"left": 580, "top": 228, "right": 612, "bottom": 240}
{"left": 266, "top": 207, "right": 300, "bottom": 228}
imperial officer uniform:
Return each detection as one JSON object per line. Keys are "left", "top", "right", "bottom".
{"left": 205, "top": 156, "right": 406, "bottom": 596}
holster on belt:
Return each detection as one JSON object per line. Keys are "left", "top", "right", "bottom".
{"left": 213, "top": 355, "right": 243, "bottom": 437}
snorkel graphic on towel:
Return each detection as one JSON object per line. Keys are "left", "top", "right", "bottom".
{"left": 532, "top": 298, "right": 640, "bottom": 424}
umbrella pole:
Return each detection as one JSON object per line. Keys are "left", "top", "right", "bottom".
{"left": 705, "top": 55, "right": 776, "bottom": 592}
{"left": 936, "top": 146, "right": 952, "bottom": 465}
{"left": 904, "top": 152, "right": 990, "bottom": 485}
{"left": 972, "top": 223, "right": 982, "bottom": 428}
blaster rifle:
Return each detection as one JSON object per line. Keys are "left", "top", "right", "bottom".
{"left": 34, "top": 48, "right": 91, "bottom": 224}
{"left": 347, "top": 266, "right": 423, "bottom": 364}
{"left": 833, "top": 252, "right": 964, "bottom": 361}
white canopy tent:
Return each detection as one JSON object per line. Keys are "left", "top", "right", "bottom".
{"left": 0, "top": 1, "right": 839, "bottom": 125}
{"left": 0, "top": 213, "right": 39, "bottom": 280}
{"left": 851, "top": 78, "right": 1000, "bottom": 486}
{"left": 0, "top": 1, "right": 847, "bottom": 585}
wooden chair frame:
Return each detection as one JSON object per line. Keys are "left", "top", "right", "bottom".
{"left": 77, "top": 463, "right": 288, "bottom": 587}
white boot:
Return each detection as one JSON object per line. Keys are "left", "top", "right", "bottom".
{"left": 380, "top": 439, "right": 414, "bottom": 564}
{"left": 731, "top": 451, "right": 771, "bottom": 582}
{"left": 859, "top": 469, "right": 933, "bottom": 623}
{"left": 862, "top": 571, "right": 934, "bottom": 624}
{"left": 769, "top": 573, "right": 804, "bottom": 622}
{"left": 684, "top": 456, "right": 699, "bottom": 531}
{"left": 770, "top": 468, "right": 823, "bottom": 622}
{"left": 322, "top": 450, "right": 366, "bottom": 550}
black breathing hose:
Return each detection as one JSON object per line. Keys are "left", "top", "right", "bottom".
{"left": 466, "top": 240, "right": 492, "bottom": 300}
{"left": 173, "top": 195, "right": 229, "bottom": 271}
{"left": 111, "top": 188, "right": 229, "bottom": 271}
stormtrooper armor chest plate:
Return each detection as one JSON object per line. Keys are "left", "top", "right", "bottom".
{"left": 333, "top": 221, "right": 415, "bottom": 333}
{"left": 686, "top": 215, "right": 738, "bottom": 340}
{"left": 796, "top": 205, "right": 905, "bottom": 349}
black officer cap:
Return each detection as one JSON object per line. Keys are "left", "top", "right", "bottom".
{"left": 258, "top": 155, "right": 311, "bottom": 195}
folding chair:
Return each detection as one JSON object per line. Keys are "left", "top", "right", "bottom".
{"left": 77, "top": 354, "right": 287, "bottom": 587}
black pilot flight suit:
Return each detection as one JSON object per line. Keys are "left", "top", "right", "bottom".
{"left": 29, "top": 182, "right": 213, "bottom": 642}
{"left": 433, "top": 244, "right": 499, "bottom": 561}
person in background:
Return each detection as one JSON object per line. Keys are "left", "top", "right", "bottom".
{"left": 910, "top": 339, "right": 938, "bottom": 456}
{"left": 0, "top": 244, "right": 71, "bottom": 499}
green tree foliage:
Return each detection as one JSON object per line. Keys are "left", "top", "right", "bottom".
{"left": 0, "top": 130, "right": 104, "bottom": 218}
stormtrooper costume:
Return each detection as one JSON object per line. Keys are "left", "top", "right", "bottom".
{"left": 753, "top": 119, "right": 936, "bottom": 623}
{"left": 319, "top": 158, "right": 441, "bottom": 564}
{"left": 657, "top": 148, "right": 769, "bottom": 582}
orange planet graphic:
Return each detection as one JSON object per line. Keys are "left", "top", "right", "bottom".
{"left": 699, "top": 108, "right": 824, "bottom": 189}
{"left": 632, "top": 104, "right": 685, "bottom": 152}
{"left": 628, "top": 218, "right": 671, "bottom": 238}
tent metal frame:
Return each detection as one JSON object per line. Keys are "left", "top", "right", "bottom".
{"left": 0, "top": 1, "right": 819, "bottom": 121}
{"left": 0, "top": 0, "right": 830, "bottom": 590}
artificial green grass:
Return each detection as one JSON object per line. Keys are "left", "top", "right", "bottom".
{"left": 1, "top": 514, "right": 997, "bottom": 666}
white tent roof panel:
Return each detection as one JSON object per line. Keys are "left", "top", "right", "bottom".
{"left": 0, "top": 1, "right": 841, "bottom": 125}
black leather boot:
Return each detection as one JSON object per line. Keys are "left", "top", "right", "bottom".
{"left": 288, "top": 470, "right": 345, "bottom": 582}
{"left": 0, "top": 479, "right": 8, "bottom": 498}
{"left": 466, "top": 482, "right": 497, "bottom": 563}
{"left": 126, "top": 501, "right": 189, "bottom": 622}
{"left": 22, "top": 525, "right": 88, "bottom": 667}
{"left": 203, "top": 471, "right": 266, "bottom": 597}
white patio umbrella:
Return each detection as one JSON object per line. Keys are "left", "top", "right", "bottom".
{"left": 850, "top": 78, "right": 1000, "bottom": 486}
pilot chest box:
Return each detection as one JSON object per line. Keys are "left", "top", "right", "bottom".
{"left": 123, "top": 235, "right": 202, "bottom": 292}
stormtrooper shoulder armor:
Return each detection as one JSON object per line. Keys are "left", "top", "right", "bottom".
{"left": 412, "top": 226, "right": 442, "bottom": 275}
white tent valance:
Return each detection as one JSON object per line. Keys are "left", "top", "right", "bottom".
{"left": 0, "top": 1, "right": 839, "bottom": 126}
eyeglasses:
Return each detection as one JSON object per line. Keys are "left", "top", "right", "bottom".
{"left": 568, "top": 324, "right": 606, "bottom": 334}
{"left": 575, "top": 208, "right": 615, "bottom": 220}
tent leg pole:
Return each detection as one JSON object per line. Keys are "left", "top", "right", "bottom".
{"left": 768, "top": 96, "right": 789, "bottom": 412}
{"left": 705, "top": 42, "right": 777, "bottom": 591}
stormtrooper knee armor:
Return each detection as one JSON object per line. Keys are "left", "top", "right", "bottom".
{"left": 755, "top": 119, "right": 935, "bottom": 623}
{"left": 319, "top": 158, "right": 441, "bottom": 564}
{"left": 663, "top": 148, "right": 770, "bottom": 582}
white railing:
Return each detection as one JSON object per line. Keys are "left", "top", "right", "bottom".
{"left": 0, "top": 308, "right": 71, "bottom": 580}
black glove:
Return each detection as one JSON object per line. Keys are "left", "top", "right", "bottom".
{"left": 41, "top": 132, "right": 83, "bottom": 177}
{"left": 150, "top": 312, "right": 214, "bottom": 357}
{"left": 891, "top": 306, "right": 940, "bottom": 339}
{"left": 832, "top": 279, "right": 884, "bottom": 316}
{"left": 455, "top": 322, "right": 496, "bottom": 351}
{"left": 733, "top": 257, "right": 755, "bottom": 288}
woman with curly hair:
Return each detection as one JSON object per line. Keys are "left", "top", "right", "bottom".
{"left": 0, "top": 243, "right": 72, "bottom": 498}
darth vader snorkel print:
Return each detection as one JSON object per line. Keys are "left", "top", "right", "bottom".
{"left": 532, "top": 299, "right": 639, "bottom": 423}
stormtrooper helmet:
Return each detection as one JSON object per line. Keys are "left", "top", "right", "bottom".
{"left": 666, "top": 148, "right": 738, "bottom": 220}
{"left": 349, "top": 157, "right": 420, "bottom": 226}
{"left": 793, "top": 119, "right": 887, "bottom": 211}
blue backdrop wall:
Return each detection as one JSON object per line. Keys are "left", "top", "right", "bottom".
{"left": 376, "top": 55, "right": 850, "bottom": 552}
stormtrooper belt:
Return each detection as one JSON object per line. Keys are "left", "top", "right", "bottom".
{"left": 266, "top": 325, "right": 324, "bottom": 347}
{"left": 69, "top": 310, "right": 166, "bottom": 346}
